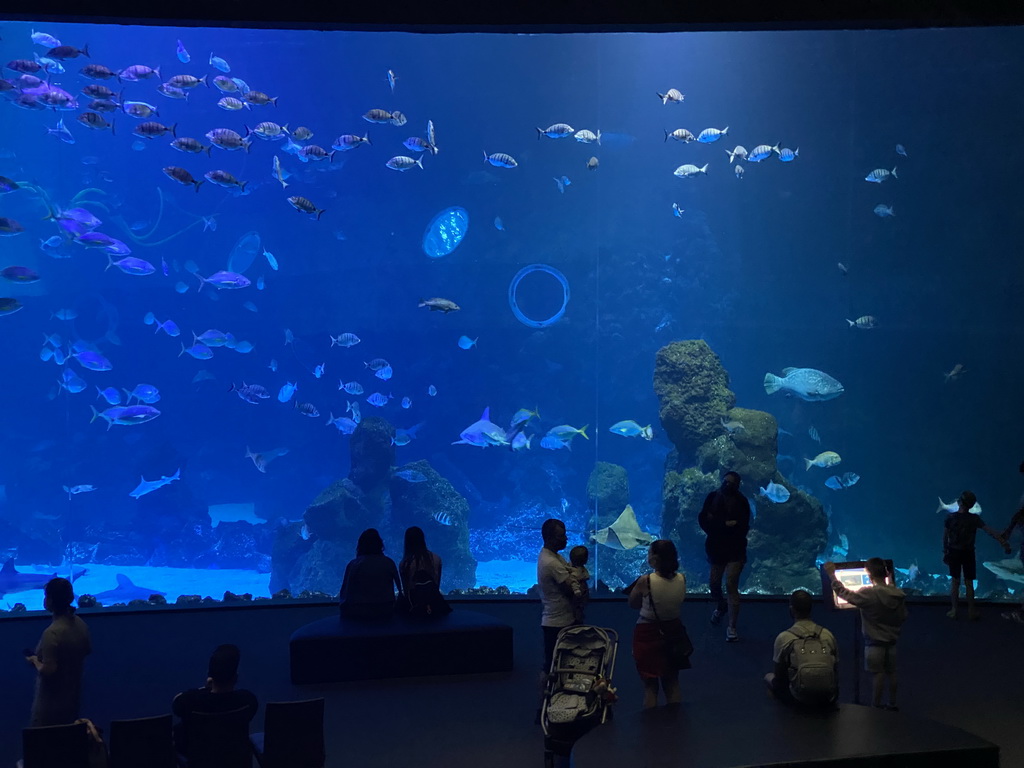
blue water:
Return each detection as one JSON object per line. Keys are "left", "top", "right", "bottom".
{"left": 1, "top": 21, "right": 1022, "bottom": 607}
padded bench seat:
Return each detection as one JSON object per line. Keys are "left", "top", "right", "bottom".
{"left": 289, "top": 609, "right": 514, "bottom": 684}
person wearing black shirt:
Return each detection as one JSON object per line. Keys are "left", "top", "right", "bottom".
{"left": 698, "top": 471, "right": 751, "bottom": 642}
{"left": 942, "top": 490, "right": 1010, "bottom": 620}
{"left": 338, "top": 528, "right": 402, "bottom": 620}
{"left": 172, "top": 644, "right": 259, "bottom": 761}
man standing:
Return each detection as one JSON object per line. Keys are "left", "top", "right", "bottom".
{"left": 537, "top": 518, "right": 575, "bottom": 671}
{"left": 699, "top": 471, "right": 751, "bottom": 642}
{"left": 26, "top": 577, "right": 92, "bottom": 726}
{"left": 942, "top": 490, "right": 1010, "bottom": 620}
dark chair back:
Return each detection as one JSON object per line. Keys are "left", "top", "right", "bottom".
{"left": 259, "top": 698, "right": 326, "bottom": 768}
{"left": 22, "top": 721, "right": 91, "bottom": 768}
{"left": 108, "top": 713, "right": 176, "bottom": 768}
{"left": 189, "top": 706, "right": 253, "bottom": 768}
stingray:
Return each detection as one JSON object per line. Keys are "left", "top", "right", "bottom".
{"left": 983, "top": 557, "right": 1024, "bottom": 586}
{"left": 590, "top": 505, "right": 656, "bottom": 551}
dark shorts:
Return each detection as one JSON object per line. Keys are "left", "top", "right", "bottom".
{"left": 947, "top": 548, "right": 976, "bottom": 581}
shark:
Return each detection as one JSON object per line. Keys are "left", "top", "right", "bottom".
{"left": 0, "top": 559, "right": 87, "bottom": 598}
{"left": 129, "top": 468, "right": 181, "bottom": 499}
{"left": 983, "top": 557, "right": 1024, "bottom": 586}
{"left": 92, "top": 574, "right": 166, "bottom": 604}
{"left": 590, "top": 505, "right": 657, "bottom": 551}
{"left": 451, "top": 407, "right": 508, "bottom": 447}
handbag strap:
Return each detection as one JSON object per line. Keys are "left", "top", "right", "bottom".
{"left": 647, "top": 574, "right": 665, "bottom": 624}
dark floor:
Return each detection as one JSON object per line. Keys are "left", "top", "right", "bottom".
{"left": 2, "top": 596, "right": 1022, "bottom": 767}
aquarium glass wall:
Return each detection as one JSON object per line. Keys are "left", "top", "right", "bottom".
{"left": 1, "top": 20, "right": 1022, "bottom": 611}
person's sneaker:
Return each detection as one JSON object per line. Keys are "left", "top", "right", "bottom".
{"left": 1001, "top": 610, "right": 1024, "bottom": 624}
{"left": 710, "top": 609, "right": 724, "bottom": 626}
{"left": 726, "top": 626, "right": 739, "bottom": 642}
{"left": 945, "top": 609, "right": 957, "bottom": 619}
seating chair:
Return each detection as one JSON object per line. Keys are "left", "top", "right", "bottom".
{"left": 20, "top": 721, "right": 91, "bottom": 768}
{"left": 251, "top": 698, "right": 326, "bottom": 768}
{"left": 187, "top": 706, "right": 254, "bottom": 768}
{"left": 108, "top": 713, "right": 176, "bottom": 768}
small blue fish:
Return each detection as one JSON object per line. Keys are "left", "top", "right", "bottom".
{"left": 494, "top": 217, "right": 505, "bottom": 231}
{"left": 40, "top": 235, "right": 64, "bottom": 250}
{"left": 340, "top": 381, "right": 364, "bottom": 395}
{"left": 256, "top": 275, "right": 265, "bottom": 291}
{"left": 387, "top": 69, "right": 397, "bottom": 93}
{"left": 540, "top": 435, "right": 571, "bottom": 451}
{"left": 51, "top": 308, "right": 77, "bottom": 321}
{"left": 47, "top": 118, "right": 75, "bottom": 144}
{"left": 873, "top": 204, "right": 895, "bottom": 218}
{"left": 209, "top": 53, "right": 231, "bottom": 72}
{"left": 808, "top": 426, "right": 821, "bottom": 443}
{"left": 176, "top": 39, "right": 190, "bottom": 63}
{"left": 96, "top": 386, "right": 121, "bottom": 405}
{"left": 458, "top": 335, "right": 477, "bottom": 349}
{"left": 34, "top": 53, "right": 65, "bottom": 75}
{"left": 31, "top": 29, "right": 62, "bottom": 48}
{"left": 268, "top": 359, "right": 278, "bottom": 372}
{"left": 263, "top": 249, "right": 279, "bottom": 271}
{"left": 243, "top": 301, "right": 258, "bottom": 312}
{"left": 130, "top": 468, "right": 180, "bottom": 499}
{"left": 375, "top": 366, "right": 393, "bottom": 381}
{"left": 366, "top": 392, "right": 389, "bottom": 407}
{"left": 759, "top": 481, "right": 791, "bottom": 503}
{"left": 313, "top": 363, "right": 325, "bottom": 379}
{"left": 278, "top": 381, "right": 298, "bottom": 402}
{"left": 131, "top": 140, "right": 146, "bottom": 151}
{"left": 174, "top": 281, "right": 189, "bottom": 294}
{"left": 326, "top": 413, "right": 358, "bottom": 434}
{"left": 161, "top": 257, "right": 169, "bottom": 277}
{"left": 896, "top": 144, "right": 907, "bottom": 157}
{"left": 554, "top": 175, "right": 571, "bottom": 193}
{"left": 233, "top": 341, "right": 254, "bottom": 354}
{"left": 157, "top": 319, "right": 180, "bottom": 337}
{"left": 40, "top": 347, "right": 55, "bottom": 362}
{"left": 777, "top": 147, "right": 799, "bottom": 162}
{"left": 179, "top": 342, "right": 213, "bottom": 360}
{"left": 395, "top": 469, "right": 428, "bottom": 483}
{"left": 428, "top": 385, "right": 437, "bottom": 396}
{"left": 401, "top": 397, "right": 412, "bottom": 409}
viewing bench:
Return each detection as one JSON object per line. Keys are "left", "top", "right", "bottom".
{"left": 290, "top": 609, "right": 514, "bottom": 684}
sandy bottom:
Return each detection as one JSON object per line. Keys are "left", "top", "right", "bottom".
{"left": 2, "top": 559, "right": 539, "bottom": 611}
{"left": 2, "top": 563, "right": 272, "bottom": 612}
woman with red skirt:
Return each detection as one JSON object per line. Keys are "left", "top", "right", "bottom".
{"left": 628, "top": 539, "right": 688, "bottom": 708}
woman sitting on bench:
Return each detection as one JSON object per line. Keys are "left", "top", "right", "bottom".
{"left": 338, "top": 529, "right": 402, "bottom": 621}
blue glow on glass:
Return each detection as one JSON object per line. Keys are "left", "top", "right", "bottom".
{"left": 422, "top": 206, "right": 469, "bottom": 258}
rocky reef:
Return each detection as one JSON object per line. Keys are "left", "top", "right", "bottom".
{"left": 656, "top": 341, "right": 828, "bottom": 593}
{"left": 271, "top": 419, "right": 476, "bottom": 596}
{"left": 586, "top": 461, "right": 630, "bottom": 528}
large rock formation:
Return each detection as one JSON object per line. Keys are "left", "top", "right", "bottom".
{"left": 388, "top": 460, "right": 476, "bottom": 589}
{"left": 271, "top": 424, "right": 477, "bottom": 595}
{"left": 654, "top": 340, "right": 736, "bottom": 461}
{"left": 586, "top": 462, "right": 630, "bottom": 528}
{"left": 657, "top": 341, "right": 828, "bottom": 594}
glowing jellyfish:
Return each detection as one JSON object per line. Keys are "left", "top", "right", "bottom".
{"left": 422, "top": 206, "right": 469, "bottom": 258}
{"left": 227, "top": 231, "right": 261, "bottom": 273}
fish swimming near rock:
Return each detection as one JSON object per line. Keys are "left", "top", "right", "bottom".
{"left": 759, "top": 481, "right": 791, "bottom": 503}
{"left": 764, "top": 367, "right": 845, "bottom": 402}
{"left": 824, "top": 472, "right": 860, "bottom": 490}
{"left": 91, "top": 574, "right": 165, "bottom": 603}
{"left": 609, "top": 420, "right": 653, "bottom": 440}
{"left": 805, "top": 451, "right": 841, "bottom": 471}
{"left": 720, "top": 417, "right": 745, "bottom": 435}
{"left": 590, "top": 505, "right": 656, "bottom": 551}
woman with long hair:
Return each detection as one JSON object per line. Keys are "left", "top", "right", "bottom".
{"left": 628, "top": 539, "right": 688, "bottom": 708}
{"left": 399, "top": 526, "right": 450, "bottom": 617}
{"left": 338, "top": 528, "right": 402, "bottom": 620}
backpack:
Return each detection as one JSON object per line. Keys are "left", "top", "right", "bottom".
{"left": 787, "top": 625, "right": 837, "bottom": 705}
{"left": 405, "top": 559, "right": 451, "bottom": 618}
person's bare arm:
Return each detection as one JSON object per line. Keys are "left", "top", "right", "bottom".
{"left": 627, "top": 574, "right": 650, "bottom": 610}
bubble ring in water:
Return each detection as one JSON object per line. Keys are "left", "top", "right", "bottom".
{"left": 508, "top": 264, "right": 570, "bottom": 328}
